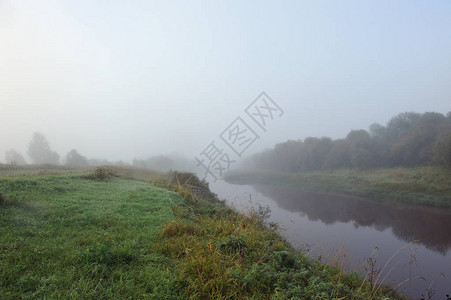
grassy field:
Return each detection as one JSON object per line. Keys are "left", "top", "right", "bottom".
{"left": 0, "top": 171, "right": 183, "bottom": 298}
{"left": 225, "top": 166, "right": 451, "bottom": 209}
{"left": 0, "top": 167, "right": 402, "bottom": 299}
{"left": 0, "top": 164, "right": 88, "bottom": 177}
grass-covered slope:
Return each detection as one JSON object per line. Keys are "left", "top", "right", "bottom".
{"left": 225, "top": 166, "right": 451, "bottom": 209}
{"left": 0, "top": 173, "right": 183, "bottom": 299}
{"left": 1, "top": 168, "right": 401, "bottom": 299}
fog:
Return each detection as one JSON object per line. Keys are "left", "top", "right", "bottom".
{"left": 1, "top": 1, "right": 450, "bottom": 167}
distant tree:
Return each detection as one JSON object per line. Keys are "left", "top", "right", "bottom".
{"left": 346, "top": 130, "right": 371, "bottom": 148}
{"left": 433, "top": 123, "right": 451, "bottom": 167}
{"left": 5, "top": 149, "right": 27, "bottom": 165}
{"left": 351, "top": 148, "right": 375, "bottom": 169}
{"left": 297, "top": 137, "right": 333, "bottom": 171}
{"left": 344, "top": 130, "right": 376, "bottom": 168}
{"left": 323, "top": 139, "right": 352, "bottom": 169}
{"left": 433, "top": 136, "right": 451, "bottom": 167}
{"left": 369, "top": 123, "right": 387, "bottom": 139}
{"left": 386, "top": 112, "right": 421, "bottom": 142}
{"left": 391, "top": 112, "right": 446, "bottom": 166}
{"left": 241, "top": 111, "right": 450, "bottom": 172}
{"left": 27, "top": 132, "right": 60, "bottom": 164}
{"left": 316, "top": 137, "right": 334, "bottom": 168}
{"left": 274, "top": 140, "right": 303, "bottom": 172}
{"left": 433, "top": 137, "right": 451, "bottom": 166}
{"left": 64, "top": 149, "right": 89, "bottom": 167}
{"left": 368, "top": 123, "right": 391, "bottom": 167}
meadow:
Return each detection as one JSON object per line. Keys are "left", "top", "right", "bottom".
{"left": 0, "top": 166, "right": 402, "bottom": 299}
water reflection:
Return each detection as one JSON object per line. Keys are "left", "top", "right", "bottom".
{"left": 253, "top": 184, "right": 451, "bottom": 255}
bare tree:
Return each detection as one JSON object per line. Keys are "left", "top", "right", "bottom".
{"left": 5, "top": 149, "right": 27, "bottom": 165}
{"left": 27, "top": 132, "right": 60, "bottom": 165}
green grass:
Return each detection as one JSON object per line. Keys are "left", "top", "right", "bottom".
{"left": 1, "top": 167, "right": 402, "bottom": 299}
{"left": 0, "top": 173, "right": 183, "bottom": 299}
{"left": 225, "top": 166, "right": 451, "bottom": 209}
{"left": 0, "top": 163, "right": 88, "bottom": 177}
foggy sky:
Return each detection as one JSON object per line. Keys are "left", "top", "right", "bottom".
{"left": 1, "top": 0, "right": 450, "bottom": 163}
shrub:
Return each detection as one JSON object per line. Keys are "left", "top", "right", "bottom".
{"left": 82, "top": 167, "right": 112, "bottom": 181}
{"left": 93, "top": 167, "right": 110, "bottom": 180}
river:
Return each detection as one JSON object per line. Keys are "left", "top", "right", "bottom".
{"left": 210, "top": 181, "right": 451, "bottom": 299}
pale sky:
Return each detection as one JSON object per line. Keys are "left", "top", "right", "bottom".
{"left": 1, "top": 0, "right": 450, "bottom": 162}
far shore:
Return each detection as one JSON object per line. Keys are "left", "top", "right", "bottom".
{"left": 224, "top": 166, "right": 451, "bottom": 210}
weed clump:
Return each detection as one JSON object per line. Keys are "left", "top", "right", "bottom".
{"left": 162, "top": 220, "right": 203, "bottom": 238}
{"left": 82, "top": 167, "right": 112, "bottom": 181}
{"left": 0, "top": 193, "right": 20, "bottom": 206}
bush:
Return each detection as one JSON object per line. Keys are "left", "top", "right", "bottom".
{"left": 82, "top": 167, "right": 112, "bottom": 181}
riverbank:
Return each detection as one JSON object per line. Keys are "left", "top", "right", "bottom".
{"left": 0, "top": 167, "right": 401, "bottom": 299}
{"left": 224, "top": 166, "right": 451, "bottom": 209}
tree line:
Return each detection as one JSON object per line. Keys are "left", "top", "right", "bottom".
{"left": 3, "top": 133, "right": 190, "bottom": 170}
{"left": 242, "top": 111, "right": 451, "bottom": 172}
{"left": 3, "top": 132, "right": 123, "bottom": 167}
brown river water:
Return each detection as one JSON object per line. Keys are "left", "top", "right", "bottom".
{"left": 211, "top": 181, "right": 451, "bottom": 299}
